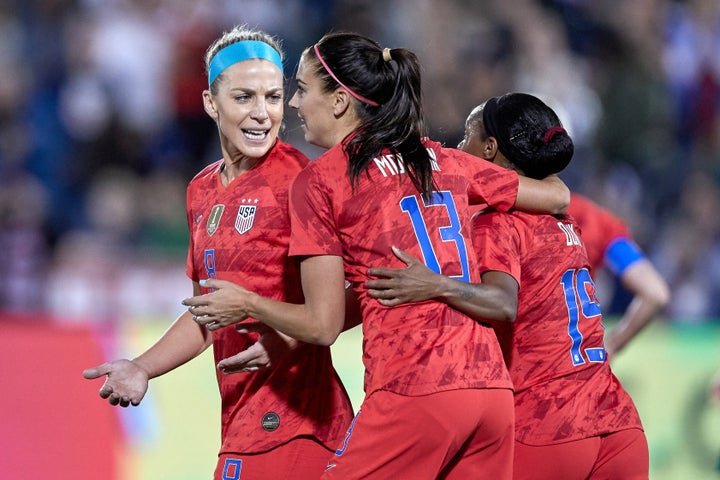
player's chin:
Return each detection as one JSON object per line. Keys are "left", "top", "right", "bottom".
{"left": 241, "top": 142, "right": 274, "bottom": 159}
{"left": 305, "top": 130, "right": 332, "bottom": 150}
{"left": 302, "top": 128, "right": 314, "bottom": 144}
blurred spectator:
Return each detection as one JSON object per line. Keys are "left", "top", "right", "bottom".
{"left": 650, "top": 172, "right": 720, "bottom": 321}
{"left": 45, "top": 167, "right": 140, "bottom": 321}
{"left": 663, "top": 0, "right": 720, "bottom": 159}
{"left": 1, "top": 0, "right": 718, "bottom": 322}
{"left": 0, "top": 173, "right": 49, "bottom": 311}
{"left": 136, "top": 170, "right": 189, "bottom": 258}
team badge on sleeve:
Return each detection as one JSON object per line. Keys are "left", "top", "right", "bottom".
{"left": 235, "top": 198, "right": 258, "bottom": 235}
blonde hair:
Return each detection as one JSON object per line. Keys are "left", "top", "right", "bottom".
{"left": 204, "top": 25, "right": 284, "bottom": 92}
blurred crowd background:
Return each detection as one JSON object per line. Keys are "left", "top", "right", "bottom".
{"left": 1, "top": 0, "right": 719, "bottom": 324}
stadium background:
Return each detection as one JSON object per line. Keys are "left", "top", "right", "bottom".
{"left": 0, "top": 0, "right": 719, "bottom": 479}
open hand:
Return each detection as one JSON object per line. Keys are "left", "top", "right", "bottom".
{"left": 82, "top": 359, "right": 149, "bottom": 407}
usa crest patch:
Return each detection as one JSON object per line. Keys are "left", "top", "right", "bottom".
{"left": 235, "top": 202, "right": 257, "bottom": 234}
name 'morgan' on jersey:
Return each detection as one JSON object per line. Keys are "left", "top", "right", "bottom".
{"left": 373, "top": 148, "right": 441, "bottom": 178}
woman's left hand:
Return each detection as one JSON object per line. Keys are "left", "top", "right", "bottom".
{"left": 182, "top": 278, "right": 254, "bottom": 331}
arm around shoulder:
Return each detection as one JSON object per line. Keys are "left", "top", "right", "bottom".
{"left": 515, "top": 174, "right": 570, "bottom": 214}
{"left": 366, "top": 247, "right": 518, "bottom": 323}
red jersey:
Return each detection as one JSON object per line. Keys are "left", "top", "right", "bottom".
{"left": 567, "top": 193, "right": 643, "bottom": 275}
{"left": 289, "top": 139, "right": 517, "bottom": 397}
{"left": 473, "top": 209, "right": 644, "bottom": 445}
{"left": 185, "top": 140, "right": 353, "bottom": 454}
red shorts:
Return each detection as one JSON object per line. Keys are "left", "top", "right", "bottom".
{"left": 214, "top": 437, "right": 333, "bottom": 480}
{"left": 322, "top": 388, "right": 514, "bottom": 480}
{"left": 513, "top": 428, "right": 648, "bottom": 480}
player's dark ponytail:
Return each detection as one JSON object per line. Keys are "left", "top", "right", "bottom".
{"left": 309, "top": 32, "right": 435, "bottom": 198}
{"left": 483, "top": 93, "right": 573, "bottom": 179}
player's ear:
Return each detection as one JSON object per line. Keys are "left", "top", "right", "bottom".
{"left": 203, "top": 90, "right": 219, "bottom": 121}
{"left": 333, "top": 88, "right": 351, "bottom": 116}
{"left": 482, "top": 136, "right": 499, "bottom": 160}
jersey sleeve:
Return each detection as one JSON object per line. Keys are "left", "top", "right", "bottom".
{"left": 568, "top": 193, "right": 634, "bottom": 271}
{"left": 445, "top": 147, "right": 519, "bottom": 212}
{"left": 471, "top": 211, "right": 523, "bottom": 287}
{"left": 288, "top": 165, "right": 343, "bottom": 257}
{"left": 185, "top": 182, "right": 199, "bottom": 282}
{"left": 428, "top": 146, "right": 520, "bottom": 212}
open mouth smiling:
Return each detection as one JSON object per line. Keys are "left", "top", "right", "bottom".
{"left": 243, "top": 128, "right": 269, "bottom": 140}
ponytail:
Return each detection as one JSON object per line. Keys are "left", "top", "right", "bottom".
{"left": 311, "top": 33, "right": 436, "bottom": 197}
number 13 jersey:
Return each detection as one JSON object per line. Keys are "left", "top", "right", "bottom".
{"left": 289, "top": 138, "right": 517, "bottom": 398}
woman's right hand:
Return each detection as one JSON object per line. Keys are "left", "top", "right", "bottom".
{"left": 82, "top": 359, "right": 150, "bottom": 407}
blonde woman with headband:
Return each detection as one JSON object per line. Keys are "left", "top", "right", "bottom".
{"left": 83, "top": 25, "right": 354, "bottom": 480}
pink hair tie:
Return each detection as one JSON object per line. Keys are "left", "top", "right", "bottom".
{"left": 314, "top": 44, "right": 380, "bottom": 107}
{"left": 543, "top": 126, "right": 566, "bottom": 143}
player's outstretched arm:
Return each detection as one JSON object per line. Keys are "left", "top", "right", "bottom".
{"left": 216, "top": 275, "right": 361, "bottom": 374}
{"left": 604, "top": 258, "right": 670, "bottom": 356}
{"left": 367, "top": 246, "right": 518, "bottom": 323}
{"left": 185, "top": 255, "right": 347, "bottom": 346}
{"left": 515, "top": 174, "right": 570, "bottom": 214}
{"left": 83, "top": 282, "right": 212, "bottom": 407}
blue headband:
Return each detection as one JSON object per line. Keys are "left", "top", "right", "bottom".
{"left": 208, "top": 40, "right": 283, "bottom": 86}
